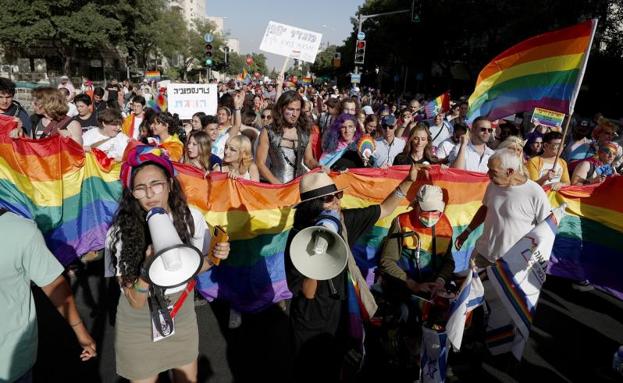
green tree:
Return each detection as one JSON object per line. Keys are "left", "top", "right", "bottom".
{"left": 311, "top": 45, "right": 339, "bottom": 77}
{"left": 0, "top": 0, "right": 123, "bottom": 74}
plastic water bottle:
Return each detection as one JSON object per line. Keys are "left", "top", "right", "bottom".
{"left": 613, "top": 345, "right": 623, "bottom": 375}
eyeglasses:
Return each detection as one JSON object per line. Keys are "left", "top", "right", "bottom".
{"left": 323, "top": 191, "right": 344, "bottom": 203}
{"left": 479, "top": 128, "right": 494, "bottom": 133}
{"left": 261, "top": 115, "right": 272, "bottom": 119}
{"left": 132, "top": 180, "right": 167, "bottom": 199}
{"left": 382, "top": 125, "right": 396, "bottom": 130}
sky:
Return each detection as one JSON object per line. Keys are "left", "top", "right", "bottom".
{"left": 205, "top": 0, "right": 364, "bottom": 71}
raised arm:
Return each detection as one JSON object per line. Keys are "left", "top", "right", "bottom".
{"left": 379, "top": 163, "right": 428, "bottom": 219}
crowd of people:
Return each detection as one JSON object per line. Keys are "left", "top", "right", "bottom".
{"left": 1, "top": 73, "right": 622, "bottom": 382}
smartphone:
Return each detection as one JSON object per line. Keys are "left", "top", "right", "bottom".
{"left": 208, "top": 225, "right": 229, "bottom": 266}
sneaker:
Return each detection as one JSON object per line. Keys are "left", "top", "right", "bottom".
{"left": 572, "top": 280, "right": 594, "bottom": 292}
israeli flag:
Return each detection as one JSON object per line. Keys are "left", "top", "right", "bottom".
{"left": 445, "top": 268, "right": 485, "bottom": 350}
{"left": 420, "top": 326, "right": 450, "bottom": 383}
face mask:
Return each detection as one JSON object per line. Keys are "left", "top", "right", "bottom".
{"left": 418, "top": 210, "right": 441, "bottom": 228}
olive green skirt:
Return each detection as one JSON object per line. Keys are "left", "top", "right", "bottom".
{"left": 115, "top": 289, "right": 198, "bottom": 380}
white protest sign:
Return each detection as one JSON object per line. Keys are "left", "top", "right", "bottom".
{"left": 167, "top": 83, "right": 217, "bottom": 120}
{"left": 259, "top": 21, "right": 322, "bottom": 63}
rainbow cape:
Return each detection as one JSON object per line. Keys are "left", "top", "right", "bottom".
{"left": 467, "top": 19, "right": 597, "bottom": 121}
{"left": 1, "top": 121, "right": 622, "bottom": 311}
{"left": 424, "top": 91, "right": 450, "bottom": 119}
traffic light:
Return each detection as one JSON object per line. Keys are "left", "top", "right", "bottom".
{"left": 354, "top": 40, "right": 366, "bottom": 65}
{"left": 223, "top": 46, "right": 230, "bottom": 66}
{"left": 411, "top": 0, "right": 422, "bottom": 23}
{"left": 333, "top": 52, "right": 341, "bottom": 68}
{"left": 205, "top": 43, "right": 213, "bottom": 67}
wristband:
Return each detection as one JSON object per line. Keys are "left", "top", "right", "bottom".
{"left": 394, "top": 186, "right": 406, "bottom": 199}
{"left": 133, "top": 281, "right": 149, "bottom": 294}
{"left": 465, "top": 227, "right": 472, "bottom": 234}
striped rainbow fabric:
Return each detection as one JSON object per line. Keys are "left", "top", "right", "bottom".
{"left": 424, "top": 92, "right": 450, "bottom": 119}
{"left": 0, "top": 117, "right": 121, "bottom": 265}
{"left": 467, "top": 19, "right": 597, "bottom": 121}
{"left": 1, "top": 122, "right": 621, "bottom": 311}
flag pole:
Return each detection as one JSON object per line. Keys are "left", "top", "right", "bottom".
{"left": 552, "top": 19, "right": 599, "bottom": 170}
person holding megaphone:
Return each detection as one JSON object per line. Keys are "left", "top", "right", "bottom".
{"left": 285, "top": 163, "right": 428, "bottom": 382}
{"left": 105, "top": 145, "right": 230, "bottom": 383}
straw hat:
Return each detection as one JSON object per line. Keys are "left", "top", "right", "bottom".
{"left": 294, "top": 172, "right": 347, "bottom": 207}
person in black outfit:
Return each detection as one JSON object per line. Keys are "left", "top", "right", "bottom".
{"left": 0, "top": 77, "right": 31, "bottom": 136}
{"left": 93, "top": 87, "right": 107, "bottom": 114}
{"left": 73, "top": 93, "right": 99, "bottom": 132}
{"left": 285, "top": 164, "right": 427, "bottom": 382}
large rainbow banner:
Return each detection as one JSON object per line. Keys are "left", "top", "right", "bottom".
{"left": 1, "top": 123, "right": 621, "bottom": 312}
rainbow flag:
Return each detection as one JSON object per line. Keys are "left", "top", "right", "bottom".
{"left": 144, "top": 70, "right": 161, "bottom": 82}
{"left": 467, "top": 19, "right": 598, "bottom": 121}
{"left": 0, "top": 117, "right": 121, "bottom": 265}
{"left": 1, "top": 121, "right": 622, "bottom": 312}
{"left": 424, "top": 92, "right": 450, "bottom": 119}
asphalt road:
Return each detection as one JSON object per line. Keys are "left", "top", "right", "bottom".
{"left": 31, "top": 258, "right": 623, "bottom": 382}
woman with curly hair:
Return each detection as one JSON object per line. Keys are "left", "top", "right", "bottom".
{"left": 393, "top": 121, "right": 440, "bottom": 165}
{"left": 319, "top": 113, "right": 365, "bottom": 170}
{"left": 218, "top": 135, "right": 259, "bottom": 181}
{"left": 32, "top": 87, "right": 83, "bottom": 144}
{"left": 150, "top": 112, "right": 184, "bottom": 162}
{"left": 105, "top": 145, "right": 230, "bottom": 383}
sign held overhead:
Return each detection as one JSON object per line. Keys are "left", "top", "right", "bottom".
{"left": 259, "top": 21, "right": 323, "bottom": 63}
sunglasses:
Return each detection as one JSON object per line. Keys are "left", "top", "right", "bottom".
{"left": 323, "top": 191, "right": 344, "bottom": 203}
{"left": 261, "top": 115, "right": 272, "bottom": 119}
{"left": 479, "top": 127, "right": 494, "bottom": 133}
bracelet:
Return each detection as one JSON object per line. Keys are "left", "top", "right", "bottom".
{"left": 70, "top": 320, "right": 83, "bottom": 327}
{"left": 234, "top": 108, "right": 241, "bottom": 111}
{"left": 133, "top": 282, "right": 149, "bottom": 294}
{"left": 465, "top": 226, "right": 472, "bottom": 234}
{"left": 394, "top": 186, "right": 406, "bottom": 199}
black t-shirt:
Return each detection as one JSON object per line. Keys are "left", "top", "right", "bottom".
{"left": 106, "top": 84, "right": 119, "bottom": 102}
{"left": 73, "top": 113, "right": 99, "bottom": 132}
{"left": 285, "top": 205, "right": 381, "bottom": 345}
{"left": 393, "top": 153, "right": 431, "bottom": 165}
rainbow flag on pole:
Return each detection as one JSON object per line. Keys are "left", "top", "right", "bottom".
{"left": 467, "top": 19, "right": 598, "bottom": 121}
{"left": 424, "top": 91, "right": 450, "bottom": 118}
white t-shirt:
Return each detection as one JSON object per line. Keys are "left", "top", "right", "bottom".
{"left": 104, "top": 207, "right": 211, "bottom": 294}
{"left": 428, "top": 121, "right": 453, "bottom": 148}
{"left": 82, "top": 129, "right": 130, "bottom": 160}
{"left": 475, "top": 179, "right": 551, "bottom": 262}
{"left": 132, "top": 116, "right": 144, "bottom": 140}
{"left": 212, "top": 131, "right": 230, "bottom": 160}
{"left": 436, "top": 138, "right": 457, "bottom": 159}
{"left": 448, "top": 142, "right": 494, "bottom": 173}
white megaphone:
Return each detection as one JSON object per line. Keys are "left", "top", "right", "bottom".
{"left": 289, "top": 210, "right": 349, "bottom": 280}
{"left": 143, "top": 207, "right": 203, "bottom": 288}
